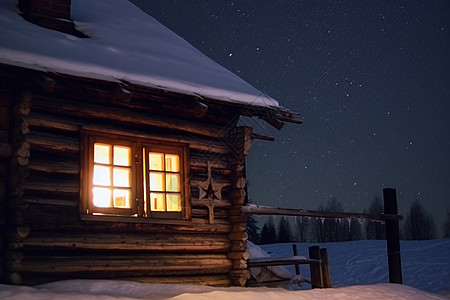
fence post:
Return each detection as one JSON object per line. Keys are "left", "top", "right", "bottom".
{"left": 308, "top": 246, "right": 323, "bottom": 288}
{"left": 292, "top": 244, "right": 300, "bottom": 275}
{"left": 320, "top": 248, "right": 332, "bottom": 288}
{"left": 383, "top": 188, "right": 403, "bottom": 284}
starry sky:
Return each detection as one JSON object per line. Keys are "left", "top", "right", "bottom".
{"left": 131, "top": 1, "right": 450, "bottom": 234}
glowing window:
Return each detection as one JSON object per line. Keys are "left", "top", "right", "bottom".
{"left": 148, "top": 151, "right": 182, "bottom": 212}
{"left": 83, "top": 132, "right": 188, "bottom": 220}
{"left": 92, "top": 143, "right": 131, "bottom": 210}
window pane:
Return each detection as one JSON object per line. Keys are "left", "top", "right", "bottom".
{"left": 93, "top": 187, "right": 111, "bottom": 207}
{"left": 150, "top": 172, "right": 164, "bottom": 191}
{"left": 166, "top": 194, "right": 181, "bottom": 211}
{"left": 113, "top": 189, "right": 130, "bottom": 208}
{"left": 114, "top": 146, "right": 131, "bottom": 166}
{"left": 166, "top": 174, "right": 180, "bottom": 192}
{"left": 149, "top": 153, "right": 164, "bottom": 171}
{"left": 94, "top": 144, "right": 111, "bottom": 164}
{"left": 165, "top": 154, "right": 179, "bottom": 172}
{"left": 93, "top": 165, "right": 111, "bottom": 186}
{"left": 150, "top": 192, "right": 165, "bottom": 211}
{"left": 113, "top": 167, "right": 130, "bottom": 187}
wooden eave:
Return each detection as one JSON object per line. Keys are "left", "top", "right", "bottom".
{"left": 0, "top": 62, "right": 302, "bottom": 130}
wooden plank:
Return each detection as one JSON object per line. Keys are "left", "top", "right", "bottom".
{"left": 24, "top": 178, "right": 79, "bottom": 195}
{"left": 0, "top": 107, "right": 10, "bottom": 129}
{"left": 320, "top": 248, "right": 332, "bottom": 288}
{"left": 0, "top": 90, "right": 12, "bottom": 107}
{"left": 9, "top": 253, "right": 233, "bottom": 275}
{"left": 26, "top": 113, "right": 80, "bottom": 132}
{"left": 309, "top": 246, "right": 323, "bottom": 289}
{"left": 247, "top": 257, "right": 319, "bottom": 268}
{"left": 20, "top": 211, "right": 231, "bottom": 233}
{"left": 15, "top": 232, "right": 231, "bottom": 252}
{"left": 26, "top": 132, "right": 79, "bottom": 154}
{"left": 32, "top": 95, "right": 227, "bottom": 139}
{"left": 0, "top": 142, "right": 12, "bottom": 158}
{"left": 82, "top": 124, "right": 230, "bottom": 154}
{"left": 28, "top": 157, "right": 79, "bottom": 175}
{"left": 118, "top": 275, "right": 231, "bottom": 287}
{"left": 241, "top": 204, "right": 403, "bottom": 221}
{"left": 0, "top": 130, "right": 8, "bottom": 142}
{"left": 21, "top": 196, "right": 88, "bottom": 207}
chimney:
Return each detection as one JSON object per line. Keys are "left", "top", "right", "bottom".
{"left": 18, "top": 0, "right": 87, "bottom": 37}
{"left": 19, "top": 0, "right": 72, "bottom": 20}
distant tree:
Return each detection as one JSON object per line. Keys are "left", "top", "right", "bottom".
{"left": 246, "top": 214, "right": 260, "bottom": 244}
{"left": 348, "top": 218, "right": 364, "bottom": 241}
{"left": 245, "top": 199, "right": 260, "bottom": 244}
{"left": 403, "top": 200, "right": 437, "bottom": 240}
{"left": 365, "top": 196, "right": 386, "bottom": 240}
{"left": 277, "top": 217, "right": 293, "bottom": 243}
{"left": 295, "top": 216, "right": 310, "bottom": 242}
{"left": 442, "top": 209, "right": 450, "bottom": 238}
{"left": 323, "top": 198, "right": 345, "bottom": 242}
{"left": 310, "top": 198, "right": 349, "bottom": 242}
{"left": 260, "top": 216, "right": 277, "bottom": 244}
{"left": 309, "top": 216, "right": 323, "bottom": 243}
{"left": 309, "top": 203, "right": 327, "bottom": 243}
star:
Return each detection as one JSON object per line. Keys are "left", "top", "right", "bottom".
{"left": 195, "top": 161, "right": 230, "bottom": 224}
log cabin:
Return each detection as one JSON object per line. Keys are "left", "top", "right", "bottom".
{"left": 0, "top": 0, "right": 301, "bottom": 286}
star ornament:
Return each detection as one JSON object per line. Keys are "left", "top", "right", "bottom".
{"left": 197, "top": 161, "right": 228, "bottom": 201}
{"left": 196, "top": 161, "right": 230, "bottom": 224}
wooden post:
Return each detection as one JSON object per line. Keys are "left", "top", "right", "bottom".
{"left": 308, "top": 246, "right": 322, "bottom": 288}
{"left": 383, "top": 188, "right": 403, "bottom": 284}
{"left": 292, "top": 244, "right": 300, "bottom": 275}
{"left": 320, "top": 248, "right": 331, "bottom": 288}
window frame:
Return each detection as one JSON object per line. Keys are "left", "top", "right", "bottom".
{"left": 81, "top": 130, "right": 190, "bottom": 222}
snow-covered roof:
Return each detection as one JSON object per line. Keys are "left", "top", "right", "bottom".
{"left": 0, "top": 0, "right": 278, "bottom": 108}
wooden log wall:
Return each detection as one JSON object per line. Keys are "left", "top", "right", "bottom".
{"left": 0, "top": 89, "right": 13, "bottom": 281}
{"left": 227, "top": 126, "right": 252, "bottom": 286}
{"left": 0, "top": 74, "right": 252, "bottom": 287}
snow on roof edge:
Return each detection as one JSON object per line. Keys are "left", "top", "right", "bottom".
{"left": 0, "top": 0, "right": 281, "bottom": 109}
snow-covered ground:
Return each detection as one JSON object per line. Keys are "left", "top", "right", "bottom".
{"left": 260, "top": 238, "right": 450, "bottom": 293}
{"left": 1, "top": 239, "right": 449, "bottom": 299}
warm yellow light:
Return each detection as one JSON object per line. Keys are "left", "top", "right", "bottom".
{"left": 113, "top": 189, "right": 130, "bottom": 208}
{"left": 166, "top": 174, "right": 180, "bottom": 192}
{"left": 149, "top": 153, "right": 164, "bottom": 171}
{"left": 93, "top": 165, "right": 111, "bottom": 186}
{"left": 113, "top": 167, "right": 130, "bottom": 187}
{"left": 93, "top": 187, "right": 111, "bottom": 207}
{"left": 150, "top": 172, "right": 164, "bottom": 191}
{"left": 94, "top": 144, "right": 111, "bottom": 164}
{"left": 166, "top": 194, "right": 181, "bottom": 211}
{"left": 150, "top": 192, "right": 165, "bottom": 211}
{"left": 114, "top": 146, "right": 131, "bottom": 166}
{"left": 165, "top": 154, "right": 179, "bottom": 172}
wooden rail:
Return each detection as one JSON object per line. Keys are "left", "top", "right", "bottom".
{"left": 247, "top": 257, "right": 320, "bottom": 268}
{"left": 242, "top": 188, "right": 403, "bottom": 288}
{"left": 241, "top": 204, "right": 403, "bottom": 221}
{"left": 247, "top": 246, "right": 331, "bottom": 289}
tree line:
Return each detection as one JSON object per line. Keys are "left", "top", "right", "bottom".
{"left": 247, "top": 197, "right": 450, "bottom": 244}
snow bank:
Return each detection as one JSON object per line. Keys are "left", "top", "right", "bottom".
{"left": 260, "top": 239, "right": 450, "bottom": 293}
{"left": 0, "top": 239, "right": 449, "bottom": 299}
{"left": 0, "top": 280, "right": 447, "bottom": 300}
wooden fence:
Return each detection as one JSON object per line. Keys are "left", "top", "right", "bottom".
{"left": 241, "top": 188, "right": 403, "bottom": 287}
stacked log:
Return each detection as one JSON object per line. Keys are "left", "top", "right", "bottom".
{"left": 0, "top": 89, "right": 12, "bottom": 281}
{"left": 227, "top": 126, "right": 252, "bottom": 286}
{"left": 2, "top": 80, "right": 248, "bottom": 285}
{"left": 3, "top": 89, "right": 32, "bottom": 283}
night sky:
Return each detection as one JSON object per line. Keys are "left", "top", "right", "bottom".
{"left": 131, "top": 1, "right": 450, "bottom": 234}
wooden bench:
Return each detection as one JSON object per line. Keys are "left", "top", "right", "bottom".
{"left": 247, "top": 245, "right": 331, "bottom": 288}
